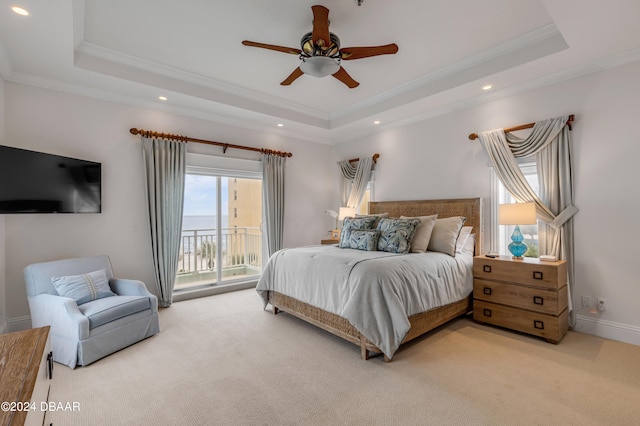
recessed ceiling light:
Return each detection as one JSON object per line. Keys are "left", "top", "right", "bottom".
{"left": 373, "top": 120, "right": 381, "bottom": 125}
{"left": 11, "top": 5, "right": 30, "bottom": 16}
{"left": 482, "top": 84, "right": 493, "bottom": 91}
{"left": 158, "top": 96, "right": 167, "bottom": 101}
{"left": 277, "top": 123, "right": 284, "bottom": 127}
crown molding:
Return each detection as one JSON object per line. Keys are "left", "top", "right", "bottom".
{"left": 328, "top": 47, "right": 640, "bottom": 144}
{"left": 6, "top": 39, "right": 640, "bottom": 147}
{"left": 329, "top": 24, "right": 568, "bottom": 128}
{"left": 74, "top": 41, "right": 330, "bottom": 127}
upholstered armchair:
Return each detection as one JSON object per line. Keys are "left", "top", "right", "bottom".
{"left": 24, "top": 255, "right": 160, "bottom": 368}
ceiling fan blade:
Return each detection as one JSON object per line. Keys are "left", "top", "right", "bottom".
{"left": 311, "top": 5, "right": 331, "bottom": 48}
{"left": 340, "top": 44, "right": 399, "bottom": 60}
{"left": 242, "top": 40, "right": 301, "bottom": 55}
{"left": 281, "top": 67, "right": 305, "bottom": 86}
{"left": 332, "top": 67, "right": 359, "bottom": 89}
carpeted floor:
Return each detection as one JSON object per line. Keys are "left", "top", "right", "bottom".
{"left": 47, "top": 289, "right": 640, "bottom": 425}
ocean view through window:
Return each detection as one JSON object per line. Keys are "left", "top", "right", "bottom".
{"left": 176, "top": 168, "right": 263, "bottom": 292}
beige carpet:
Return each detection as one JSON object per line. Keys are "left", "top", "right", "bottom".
{"left": 48, "top": 289, "right": 640, "bottom": 425}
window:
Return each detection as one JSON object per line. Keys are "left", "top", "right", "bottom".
{"left": 175, "top": 154, "right": 263, "bottom": 292}
{"left": 356, "top": 175, "right": 375, "bottom": 215}
{"left": 491, "top": 163, "right": 539, "bottom": 258}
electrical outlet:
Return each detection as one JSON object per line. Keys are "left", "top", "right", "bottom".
{"left": 581, "top": 295, "right": 591, "bottom": 308}
{"left": 598, "top": 298, "right": 607, "bottom": 312}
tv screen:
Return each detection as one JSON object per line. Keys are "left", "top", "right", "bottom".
{"left": 0, "top": 145, "right": 101, "bottom": 214}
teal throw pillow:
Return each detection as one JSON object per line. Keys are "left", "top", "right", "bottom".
{"left": 341, "top": 229, "right": 380, "bottom": 251}
{"left": 339, "top": 216, "right": 378, "bottom": 248}
{"left": 376, "top": 217, "right": 422, "bottom": 254}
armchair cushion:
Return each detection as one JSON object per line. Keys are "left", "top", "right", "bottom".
{"left": 78, "top": 296, "right": 152, "bottom": 329}
{"left": 52, "top": 269, "right": 116, "bottom": 305}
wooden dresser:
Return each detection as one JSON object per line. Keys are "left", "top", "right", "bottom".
{"left": 473, "top": 255, "right": 568, "bottom": 343}
{"left": 0, "top": 326, "right": 53, "bottom": 426}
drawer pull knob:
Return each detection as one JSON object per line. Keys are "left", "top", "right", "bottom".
{"left": 483, "top": 265, "right": 492, "bottom": 273}
{"left": 483, "top": 287, "right": 492, "bottom": 295}
{"left": 534, "top": 320, "right": 545, "bottom": 330}
{"left": 533, "top": 296, "right": 544, "bottom": 305}
{"left": 533, "top": 271, "right": 543, "bottom": 280}
{"left": 47, "top": 351, "right": 54, "bottom": 379}
{"left": 483, "top": 308, "right": 492, "bottom": 317}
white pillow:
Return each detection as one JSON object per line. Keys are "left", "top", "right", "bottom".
{"left": 455, "top": 226, "right": 473, "bottom": 253}
{"left": 400, "top": 214, "right": 437, "bottom": 253}
{"left": 427, "top": 216, "right": 467, "bottom": 256}
{"left": 462, "top": 233, "right": 476, "bottom": 254}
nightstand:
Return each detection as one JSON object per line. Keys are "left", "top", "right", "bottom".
{"left": 472, "top": 255, "right": 568, "bottom": 343}
{"left": 321, "top": 239, "right": 339, "bottom": 245}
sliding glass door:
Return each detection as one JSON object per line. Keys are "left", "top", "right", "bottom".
{"left": 175, "top": 170, "right": 262, "bottom": 292}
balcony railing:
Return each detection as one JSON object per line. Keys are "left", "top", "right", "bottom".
{"left": 176, "top": 227, "right": 262, "bottom": 287}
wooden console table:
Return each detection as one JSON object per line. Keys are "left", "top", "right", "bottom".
{"left": 0, "top": 326, "right": 53, "bottom": 426}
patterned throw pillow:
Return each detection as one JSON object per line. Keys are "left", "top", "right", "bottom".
{"left": 376, "top": 217, "right": 422, "bottom": 254}
{"left": 339, "top": 216, "right": 378, "bottom": 248}
{"left": 52, "top": 269, "right": 116, "bottom": 305}
{"left": 341, "top": 229, "right": 380, "bottom": 251}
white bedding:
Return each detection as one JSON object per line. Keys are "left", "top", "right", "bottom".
{"left": 256, "top": 245, "right": 473, "bottom": 359}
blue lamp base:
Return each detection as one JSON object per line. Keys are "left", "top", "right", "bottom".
{"left": 508, "top": 225, "right": 528, "bottom": 259}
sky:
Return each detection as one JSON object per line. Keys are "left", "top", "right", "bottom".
{"left": 183, "top": 175, "right": 228, "bottom": 216}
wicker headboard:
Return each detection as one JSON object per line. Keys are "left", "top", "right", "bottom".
{"left": 369, "top": 198, "right": 483, "bottom": 255}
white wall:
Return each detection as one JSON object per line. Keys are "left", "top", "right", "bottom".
{"left": 333, "top": 60, "right": 640, "bottom": 345}
{"left": 3, "top": 83, "right": 333, "bottom": 328}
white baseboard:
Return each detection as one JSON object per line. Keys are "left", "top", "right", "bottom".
{"left": 7, "top": 315, "right": 32, "bottom": 332}
{"left": 574, "top": 314, "right": 640, "bottom": 347}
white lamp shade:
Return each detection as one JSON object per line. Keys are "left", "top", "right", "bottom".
{"left": 498, "top": 203, "right": 537, "bottom": 225}
{"left": 338, "top": 207, "right": 356, "bottom": 221}
{"left": 300, "top": 56, "right": 340, "bottom": 78}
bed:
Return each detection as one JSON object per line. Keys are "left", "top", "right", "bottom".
{"left": 256, "top": 198, "right": 483, "bottom": 361}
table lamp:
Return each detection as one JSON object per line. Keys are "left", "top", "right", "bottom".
{"left": 338, "top": 207, "right": 356, "bottom": 222}
{"left": 498, "top": 202, "right": 537, "bottom": 259}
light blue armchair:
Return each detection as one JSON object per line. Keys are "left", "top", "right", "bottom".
{"left": 24, "top": 255, "right": 160, "bottom": 368}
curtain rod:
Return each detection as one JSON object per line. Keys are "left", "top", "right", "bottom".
{"left": 468, "top": 115, "right": 574, "bottom": 141}
{"left": 348, "top": 153, "right": 380, "bottom": 164}
{"left": 129, "top": 128, "right": 293, "bottom": 158}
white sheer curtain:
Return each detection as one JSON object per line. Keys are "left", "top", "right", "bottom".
{"left": 141, "top": 137, "right": 186, "bottom": 307}
{"left": 478, "top": 116, "right": 577, "bottom": 325}
{"left": 338, "top": 156, "right": 373, "bottom": 209}
{"left": 262, "top": 153, "right": 286, "bottom": 257}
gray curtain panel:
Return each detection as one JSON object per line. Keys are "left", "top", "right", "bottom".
{"left": 262, "top": 153, "right": 286, "bottom": 257}
{"left": 478, "top": 115, "right": 577, "bottom": 325}
{"left": 141, "top": 137, "right": 186, "bottom": 308}
{"left": 338, "top": 156, "right": 373, "bottom": 209}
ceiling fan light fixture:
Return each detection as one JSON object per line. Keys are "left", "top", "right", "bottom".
{"left": 300, "top": 56, "right": 340, "bottom": 78}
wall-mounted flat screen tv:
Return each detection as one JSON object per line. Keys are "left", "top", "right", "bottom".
{"left": 0, "top": 145, "right": 101, "bottom": 214}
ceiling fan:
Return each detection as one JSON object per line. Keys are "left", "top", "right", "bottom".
{"left": 242, "top": 5, "right": 398, "bottom": 89}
